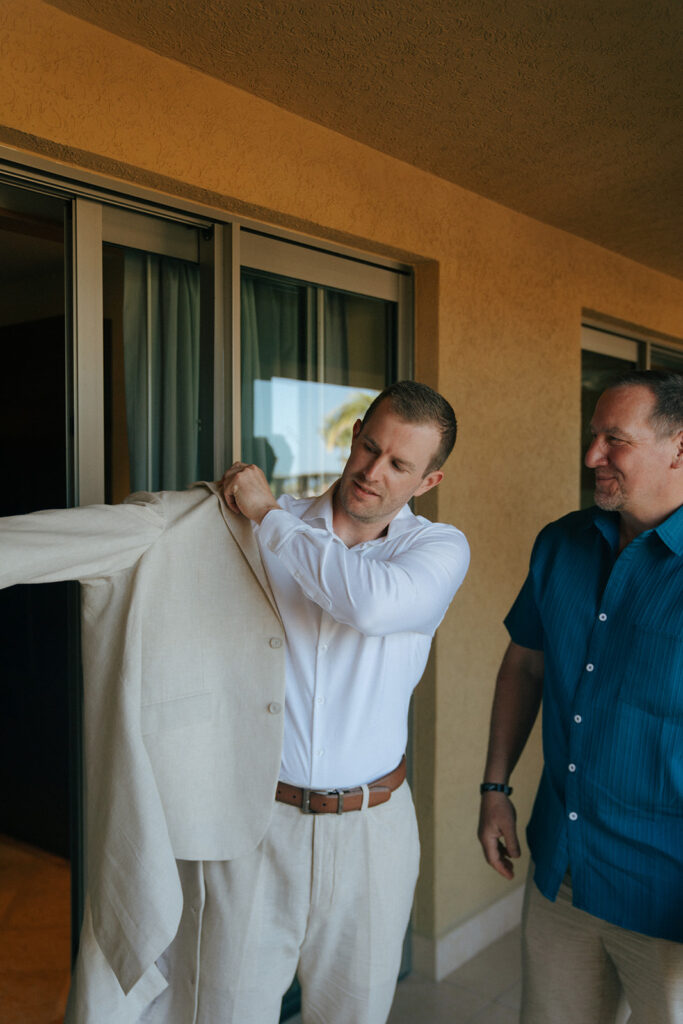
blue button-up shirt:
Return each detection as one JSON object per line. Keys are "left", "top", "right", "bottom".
{"left": 505, "top": 504, "right": 683, "bottom": 941}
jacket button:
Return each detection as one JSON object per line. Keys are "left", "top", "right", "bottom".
{"left": 269, "top": 637, "right": 283, "bottom": 649}
{"left": 268, "top": 701, "right": 282, "bottom": 715}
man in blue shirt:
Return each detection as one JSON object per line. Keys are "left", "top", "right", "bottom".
{"left": 478, "top": 370, "right": 683, "bottom": 1023}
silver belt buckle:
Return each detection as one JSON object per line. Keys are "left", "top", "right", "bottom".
{"left": 300, "top": 787, "right": 345, "bottom": 813}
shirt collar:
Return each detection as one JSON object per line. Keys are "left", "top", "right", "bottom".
{"left": 589, "top": 507, "right": 620, "bottom": 552}
{"left": 589, "top": 503, "right": 683, "bottom": 556}
{"left": 301, "top": 482, "right": 417, "bottom": 541}
{"left": 654, "top": 503, "right": 683, "bottom": 555}
{"left": 301, "top": 486, "right": 336, "bottom": 530}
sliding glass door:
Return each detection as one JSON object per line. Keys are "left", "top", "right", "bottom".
{"left": 0, "top": 148, "right": 413, "bottom": 1023}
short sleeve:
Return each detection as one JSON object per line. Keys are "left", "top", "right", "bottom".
{"left": 504, "top": 561, "right": 544, "bottom": 651}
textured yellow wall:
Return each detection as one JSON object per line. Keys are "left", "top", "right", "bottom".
{"left": 3, "top": 0, "right": 683, "bottom": 943}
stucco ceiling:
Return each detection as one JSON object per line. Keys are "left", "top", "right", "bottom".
{"left": 46, "top": 0, "right": 683, "bottom": 279}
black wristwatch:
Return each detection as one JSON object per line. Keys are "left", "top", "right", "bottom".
{"left": 480, "top": 782, "right": 513, "bottom": 796}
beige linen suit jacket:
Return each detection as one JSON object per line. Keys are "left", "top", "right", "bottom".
{"left": 0, "top": 482, "right": 286, "bottom": 1022}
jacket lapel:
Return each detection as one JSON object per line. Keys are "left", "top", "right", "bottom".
{"left": 200, "top": 482, "right": 283, "bottom": 624}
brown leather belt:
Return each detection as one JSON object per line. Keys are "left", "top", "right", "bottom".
{"left": 276, "top": 756, "right": 406, "bottom": 814}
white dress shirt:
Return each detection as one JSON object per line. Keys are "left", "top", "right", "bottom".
{"left": 256, "top": 486, "right": 470, "bottom": 789}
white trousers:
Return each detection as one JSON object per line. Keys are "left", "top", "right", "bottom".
{"left": 139, "top": 781, "right": 420, "bottom": 1024}
{"left": 521, "top": 870, "right": 683, "bottom": 1024}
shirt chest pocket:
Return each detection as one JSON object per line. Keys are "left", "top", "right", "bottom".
{"left": 617, "top": 623, "right": 683, "bottom": 719}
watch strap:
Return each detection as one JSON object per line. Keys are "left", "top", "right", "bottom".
{"left": 480, "top": 782, "right": 513, "bottom": 796}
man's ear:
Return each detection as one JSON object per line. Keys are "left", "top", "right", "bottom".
{"left": 672, "top": 430, "right": 683, "bottom": 468}
{"left": 413, "top": 469, "right": 444, "bottom": 497}
{"left": 351, "top": 419, "right": 363, "bottom": 440}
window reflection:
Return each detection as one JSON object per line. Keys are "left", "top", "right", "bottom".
{"left": 252, "top": 378, "right": 378, "bottom": 497}
{"left": 242, "top": 268, "right": 396, "bottom": 498}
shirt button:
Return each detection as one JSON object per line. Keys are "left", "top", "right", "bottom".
{"left": 269, "top": 637, "right": 283, "bottom": 649}
{"left": 598, "top": 613, "right": 607, "bottom": 621}
{"left": 569, "top": 812, "right": 578, "bottom": 821}
{"left": 586, "top": 663, "right": 594, "bottom": 672}
{"left": 319, "top": 643, "right": 328, "bottom": 651}
{"left": 316, "top": 749, "right": 324, "bottom": 758}
{"left": 267, "top": 701, "right": 282, "bottom": 715}
{"left": 574, "top": 714, "right": 582, "bottom": 724}
{"left": 568, "top": 763, "right": 576, "bottom": 772}
{"left": 316, "top": 696, "right": 325, "bottom": 705}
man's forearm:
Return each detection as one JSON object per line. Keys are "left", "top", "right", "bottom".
{"left": 483, "top": 641, "right": 544, "bottom": 783}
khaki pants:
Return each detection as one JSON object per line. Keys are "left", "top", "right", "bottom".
{"left": 140, "top": 781, "right": 420, "bottom": 1024}
{"left": 521, "top": 869, "right": 683, "bottom": 1024}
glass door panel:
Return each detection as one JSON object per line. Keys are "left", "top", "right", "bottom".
{"left": 102, "top": 216, "right": 214, "bottom": 501}
{"left": 650, "top": 345, "right": 683, "bottom": 372}
{"left": 241, "top": 268, "right": 397, "bottom": 498}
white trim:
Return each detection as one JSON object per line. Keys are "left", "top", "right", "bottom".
{"left": 582, "top": 315, "right": 683, "bottom": 353}
{"left": 211, "top": 222, "right": 227, "bottom": 477}
{"left": 229, "top": 222, "right": 242, "bottom": 463}
{"left": 240, "top": 230, "right": 403, "bottom": 300}
{"left": 412, "top": 884, "right": 524, "bottom": 981}
{"left": 102, "top": 205, "right": 199, "bottom": 262}
{"left": 580, "top": 325, "right": 638, "bottom": 362}
{"left": 72, "top": 198, "right": 104, "bottom": 506}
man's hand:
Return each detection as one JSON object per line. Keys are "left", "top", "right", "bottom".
{"left": 221, "top": 463, "right": 280, "bottom": 524}
{"left": 477, "top": 791, "right": 521, "bottom": 880}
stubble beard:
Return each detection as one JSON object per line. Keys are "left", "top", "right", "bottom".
{"left": 593, "top": 478, "right": 625, "bottom": 512}
{"left": 337, "top": 475, "right": 388, "bottom": 524}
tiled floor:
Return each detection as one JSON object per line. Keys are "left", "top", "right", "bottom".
{"left": 288, "top": 927, "right": 522, "bottom": 1024}
{"left": 0, "top": 836, "right": 70, "bottom": 1024}
{"left": 288, "top": 926, "right": 633, "bottom": 1024}
{"left": 385, "top": 928, "right": 523, "bottom": 1024}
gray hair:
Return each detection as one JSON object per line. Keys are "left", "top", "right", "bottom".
{"left": 608, "top": 369, "right": 683, "bottom": 437}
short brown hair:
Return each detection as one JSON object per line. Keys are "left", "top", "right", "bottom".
{"left": 361, "top": 380, "right": 457, "bottom": 473}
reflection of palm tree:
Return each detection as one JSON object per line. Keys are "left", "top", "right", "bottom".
{"left": 323, "top": 392, "right": 376, "bottom": 457}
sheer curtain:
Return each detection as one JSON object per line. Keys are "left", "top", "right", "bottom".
{"left": 123, "top": 251, "right": 201, "bottom": 491}
{"left": 241, "top": 273, "right": 310, "bottom": 478}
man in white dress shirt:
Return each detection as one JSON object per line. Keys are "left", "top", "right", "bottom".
{"left": 1, "top": 379, "right": 467, "bottom": 1024}
{"left": 185, "top": 380, "right": 470, "bottom": 1024}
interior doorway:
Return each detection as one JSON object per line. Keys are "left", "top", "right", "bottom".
{"left": 0, "top": 182, "right": 75, "bottom": 1023}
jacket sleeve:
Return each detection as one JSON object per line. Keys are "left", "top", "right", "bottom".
{"left": 0, "top": 495, "right": 165, "bottom": 588}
